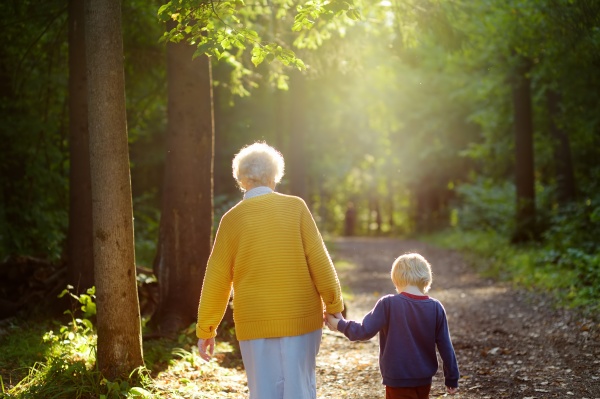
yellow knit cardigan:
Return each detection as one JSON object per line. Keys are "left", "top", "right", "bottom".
{"left": 196, "top": 192, "right": 344, "bottom": 341}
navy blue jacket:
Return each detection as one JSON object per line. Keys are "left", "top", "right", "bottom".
{"left": 337, "top": 293, "right": 460, "bottom": 388}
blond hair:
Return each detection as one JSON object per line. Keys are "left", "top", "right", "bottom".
{"left": 232, "top": 142, "right": 285, "bottom": 191}
{"left": 391, "top": 253, "right": 433, "bottom": 293}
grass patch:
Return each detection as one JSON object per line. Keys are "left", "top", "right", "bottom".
{"left": 1, "top": 317, "right": 244, "bottom": 399}
{"left": 1, "top": 297, "right": 244, "bottom": 399}
{"left": 424, "top": 229, "right": 600, "bottom": 318}
{"left": 0, "top": 318, "right": 56, "bottom": 389}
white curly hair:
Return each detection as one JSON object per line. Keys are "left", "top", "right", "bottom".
{"left": 232, "top": 142, "right": 285, "bottom": 191}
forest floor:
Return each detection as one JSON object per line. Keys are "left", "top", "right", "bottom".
{"left": 153, "top": 237, "right": 600, "bottom": 399}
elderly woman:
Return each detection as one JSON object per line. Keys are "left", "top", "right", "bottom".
{"left": 196, "top": 142, "right": 344, "bottom": 399}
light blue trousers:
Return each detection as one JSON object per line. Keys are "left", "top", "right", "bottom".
{"left": 239, "top": 329, "right": 322, "bottom": 399}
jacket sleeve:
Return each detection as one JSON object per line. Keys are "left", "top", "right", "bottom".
{"left": 338, "top": 297, "right": 387, "bottom": 341}
{"left": 300, "top": 200, "right": 344, "bottom": 314}
{"left": 196, "top": 215, "right": 235, "bottom": 339}
{"left": 435, "top": 302, "right": 460, "bottom": 388}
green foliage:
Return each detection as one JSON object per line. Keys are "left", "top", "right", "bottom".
{"left": 58, "top": 286, "right": 97, "bottom": 320}
{"left": 0, "top": 1, "right": 69, "bottom": 261}
{"left": 453, "top": 178, "right": 516, "bottom": 236}
{"left": 2, "top": 288, "right": 159, "bottom": 398}
{"left": 428, "top": 228, "right": 600, "bottom": 317}
{"left": 159, "top": 0, "right": 360, "bottom": 63}
{"left": 132, "top": 193, "right": 161, "bottom": 268}
{"left": 0, "top": 0, "right": 168, "bottom": 263}
{"left": 0, "top": 320, "right": 55, "bottom": 386}
{"left": 157, "top": 0, "right": 361, "bottom": 97}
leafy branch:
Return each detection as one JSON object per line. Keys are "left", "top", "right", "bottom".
{"left": 157, "top": 0, "right": 361, "bottom": 70}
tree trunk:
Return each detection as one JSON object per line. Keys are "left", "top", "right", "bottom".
{"left": 67, "top": 0, "right": 94, "bottom": 293}
{"left": 85, "top": 0, "right": 143, "bottom": 379}
{"left": 387, "top": 179, "right": 394, "bottom": 234}
{"left": 288, "top": 70, "right": 307, "bottom": 200}
{"left": 150, "top": 27, "right": 214, "bottom": 336}
{"left": 511, "top": 58, "right": 536, "bottom": 243}
{"left": 546, "top": 89, "right": 576, "bottom": 205}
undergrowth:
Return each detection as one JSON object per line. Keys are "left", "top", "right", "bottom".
{"left": 425, "top": 229, "right": 600, "bottom": 319}
{"left": 0, "top": 286, "right": 242, "bottom": 399}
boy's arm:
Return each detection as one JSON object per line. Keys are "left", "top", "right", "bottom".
{"left": 435, "top": 302, "right": 460, "bottom": 389}
{"left": 335, "top": 297, "right": 388, "bottom": 341}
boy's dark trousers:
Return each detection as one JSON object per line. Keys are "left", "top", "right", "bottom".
{"left": 385, "top": 384, "right": 431, "bottom": 399}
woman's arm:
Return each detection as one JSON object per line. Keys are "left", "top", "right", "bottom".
{"left": 299, "top": 200, "right": 344, "bottom": 314}
{"left": 196, "top": 216, "right": 235, "bottom": 340}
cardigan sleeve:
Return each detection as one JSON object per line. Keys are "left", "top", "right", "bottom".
{"left": 196, "top": 214, "right": 235, "bottom": 339}
{"left": 299, "top": 200, "right": 344, "bottom": 314}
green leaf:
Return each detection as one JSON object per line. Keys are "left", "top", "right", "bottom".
{"left": 157, "top": 4, "right": 172, "bottom": 21}
{"left": 128, "top": 387, "right": 153, "bottom": 398}
{"left": 292, "top": 20, "right": 304, "bottom": 32}
{"left": 346, "top": 8, "right": 361, "bottom": 21}
{"left": 57, "top": 285, "right": 74, "bottom": 298}
{"left": 81, "top": 318, "right": 94, "bottom": 330}
{"left": 294, "top": 58, "right": 306, "bottom": 70}
{"left": 251, "top": 46, "right": 266, "bottom": 67}
{"left": 193, "top": 42, "right": 213, "bottom": 59}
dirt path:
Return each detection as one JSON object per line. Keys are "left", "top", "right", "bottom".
{"left": 316, "top": 237, "right": 600, "bottom": 399}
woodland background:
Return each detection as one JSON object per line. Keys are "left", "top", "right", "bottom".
{"left": 0, "top": 0, "right": 599, "bottom": 395}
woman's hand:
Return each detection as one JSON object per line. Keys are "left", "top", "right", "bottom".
{"left": 197, "top": 337, "right": 215, "bottom": 361}
{"left": 324, "top": 312, "right": 343, "bottom": 331}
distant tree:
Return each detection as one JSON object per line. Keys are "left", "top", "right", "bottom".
{"left": 85, "top": 0, "right": 143, "bottom": 378}
{"left": 511, "top": 57, "right": 536, "bottom": 243}
{"left": 287, "top": 70, "right": 308, "bottom": 200}
{"left": 546, "top": 90, "right": 576, "bottom": 206}
{"left": 150, "top": 21, "right": 214, "bottom": 336}
{"left": 67, "top": 0, "right": 94, "bottom": 292}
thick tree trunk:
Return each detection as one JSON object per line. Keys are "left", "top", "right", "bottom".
{"left": 85, "top": 0, "right": 143, "bottom": 379}
{"left": 546, "top": 90, "right": 576, "bottom": 205}
{"left": 511, "top": 59, "right": 536, "bottom": 243}
{"left": 150, "top": 29, "right": 214, "bottom": 336}
{"left": 67, "top": 0, "right": 94, "bottom": 293}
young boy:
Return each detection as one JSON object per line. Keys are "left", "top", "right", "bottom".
{"left": 325, "top": 253, "right": 459, "bottom": 399}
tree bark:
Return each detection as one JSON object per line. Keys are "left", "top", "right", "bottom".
{"left": 85, "top": 0, "right": 143, "bottom": 379}
{"left": 546, "top": 89, "right": 576, "bottom": 205}
{"left": 150, "top": 27, "right": 214, "bottom": 336}
{"left": 67, "top": 0, "right": 94, "bottom": 293}
{"left": 511, "top": 58, "right": 536, "bottom": 243}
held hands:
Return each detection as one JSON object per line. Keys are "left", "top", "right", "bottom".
{"left": 324, "top": 312, "right": 343, "bottom": 331}
{"left": 197, "top": 337, "right": 215, "bottom": 362}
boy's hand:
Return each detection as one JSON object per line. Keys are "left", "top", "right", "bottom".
{"left": 325, "top": 312, "right": 342, "bottom": 331}
{"left": 446, "top": 386, "right": 458, "bottom": 395}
